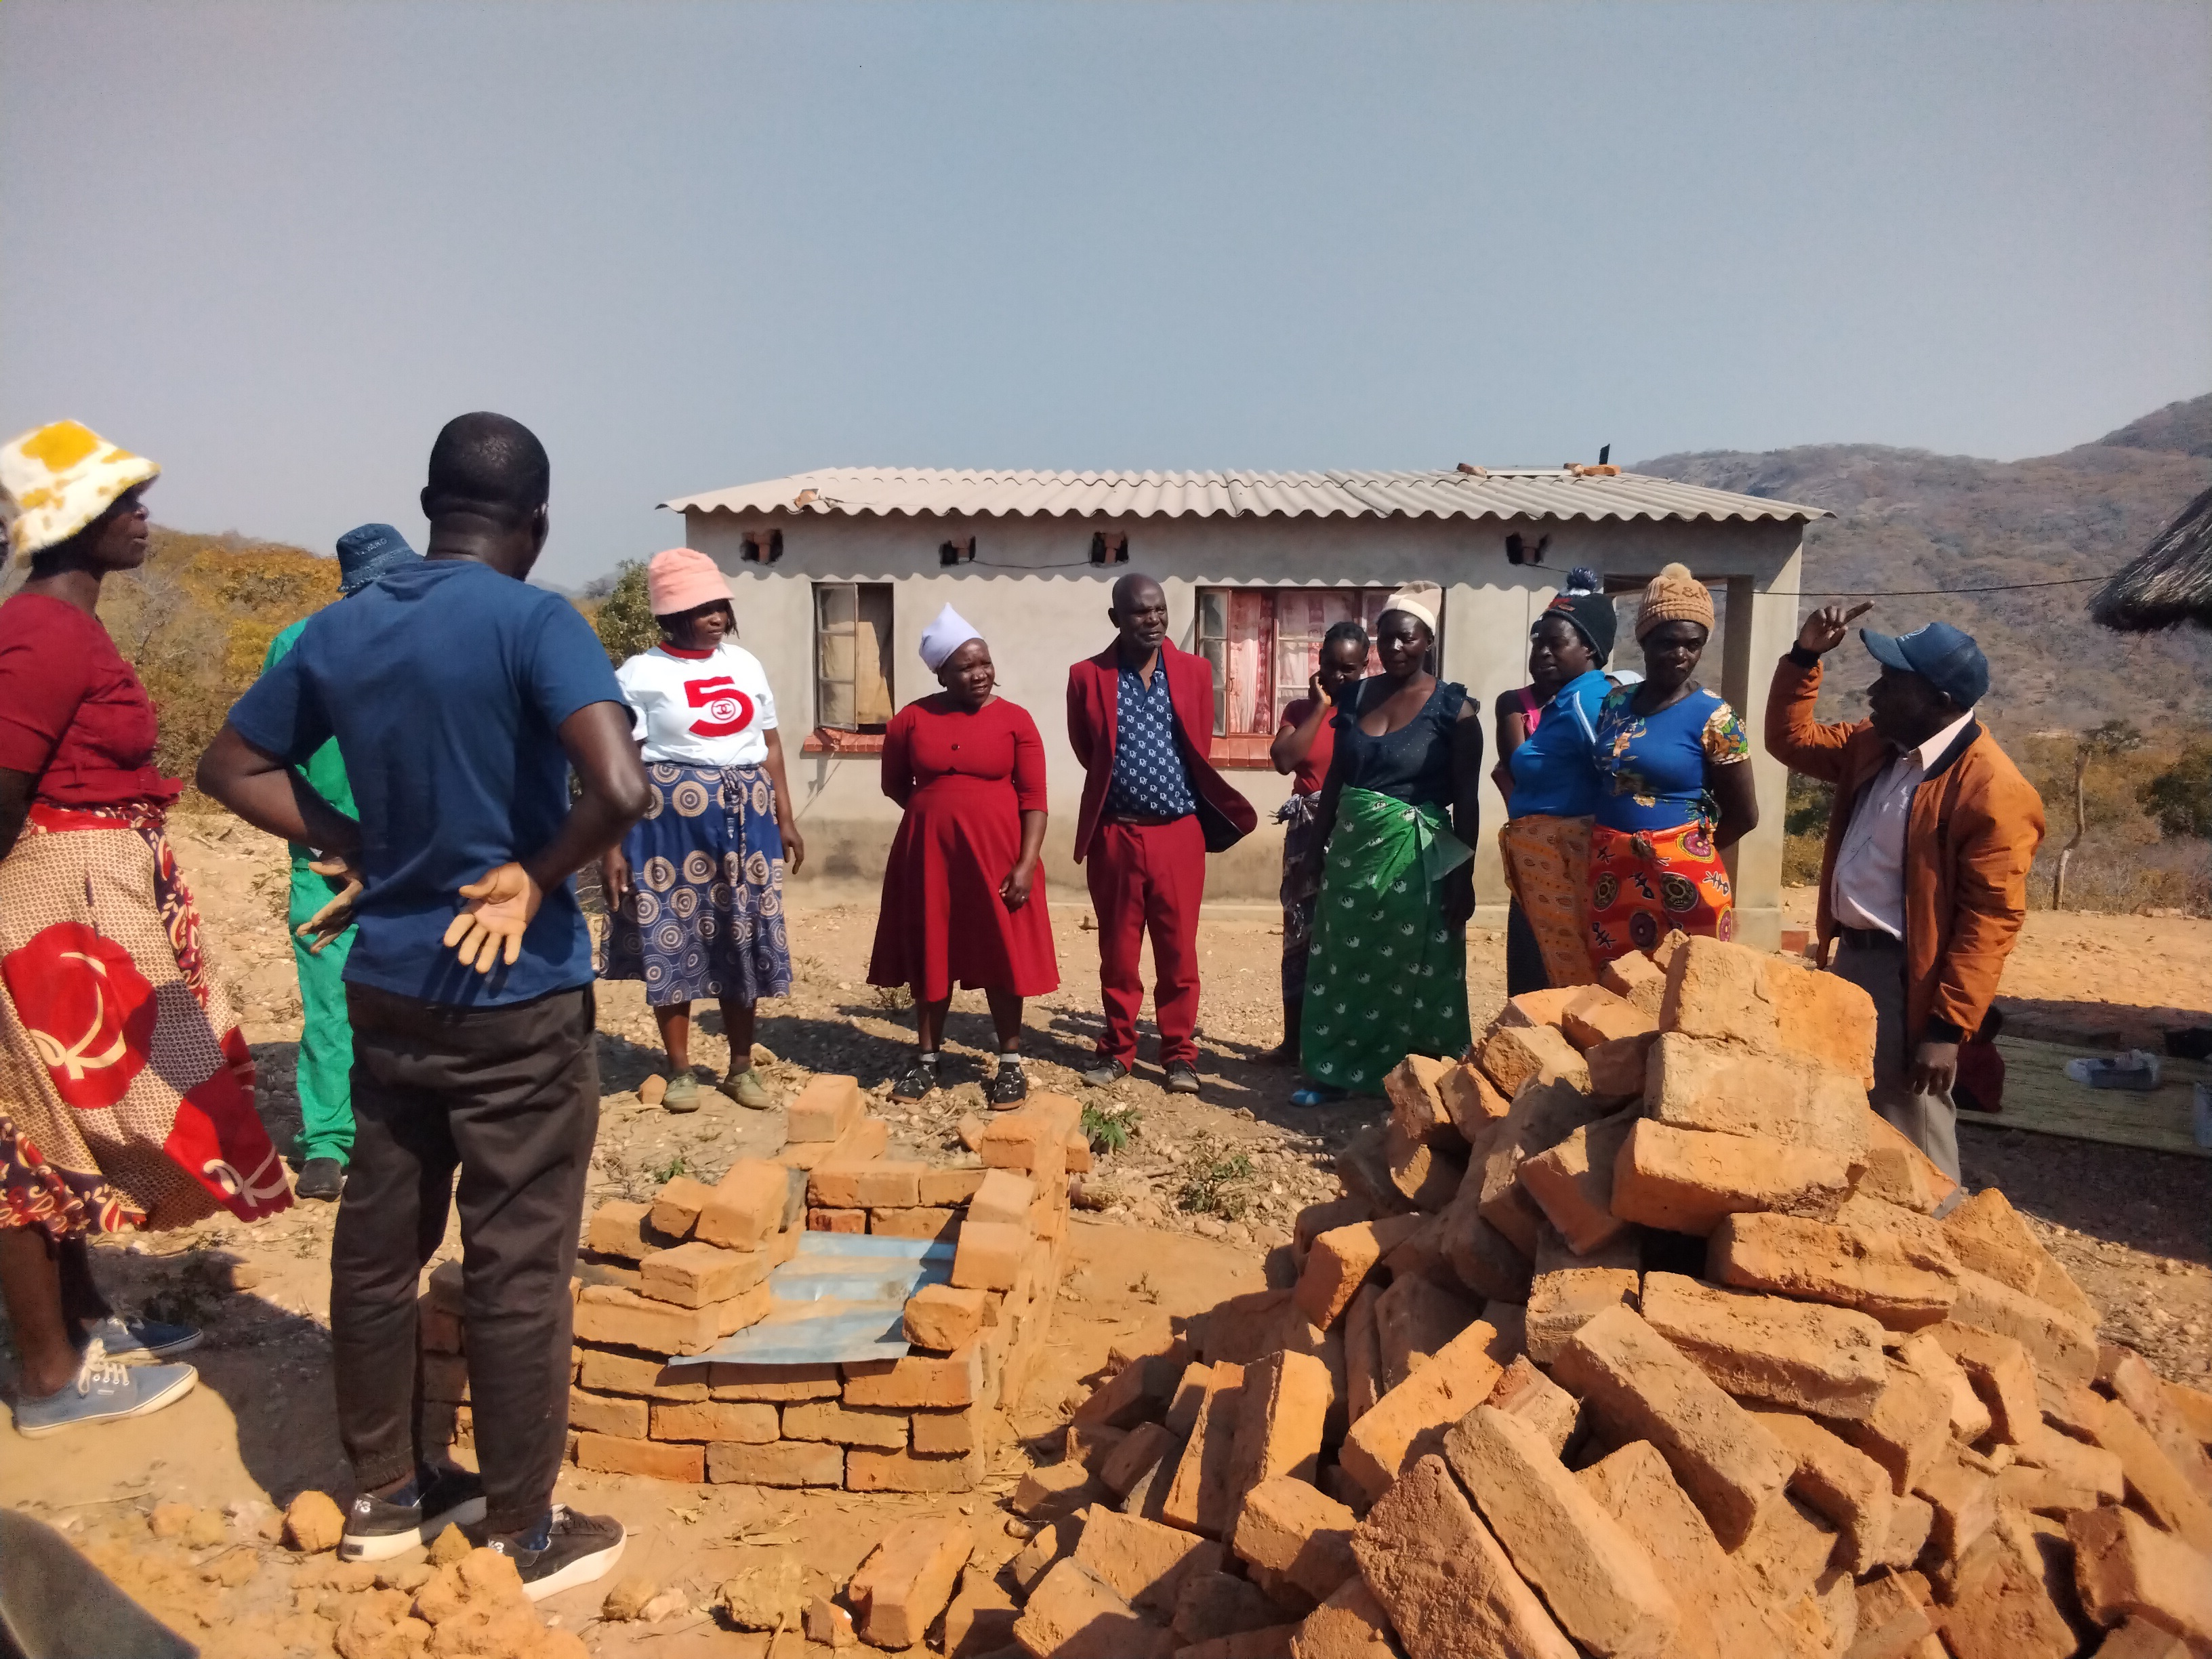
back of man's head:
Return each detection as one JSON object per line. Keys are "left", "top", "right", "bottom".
{"left": 423, "top": 412, "right": 550, "bottom": 526}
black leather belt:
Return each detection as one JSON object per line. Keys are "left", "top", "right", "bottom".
{"left": 1836, "top": 925, "right": 1903, "bottom": 950}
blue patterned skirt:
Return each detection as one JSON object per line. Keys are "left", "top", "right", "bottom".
{"left": 600, "top": 761, "right": 793, "bottom": 1008}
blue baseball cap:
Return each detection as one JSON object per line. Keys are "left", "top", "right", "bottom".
{"left": 334, "top": 522, "right": 420, "bottom": 594}
{"left": 1860, "top": 621, "right": 1988, "bottom": 709}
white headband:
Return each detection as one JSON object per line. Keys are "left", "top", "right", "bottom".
{"left": 1381, "top": 583, "right": 1441, "bottom": 635}
{"left": 919, "top": 602, "right": 984, "bottom": 671}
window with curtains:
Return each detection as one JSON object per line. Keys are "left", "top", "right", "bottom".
{"left": 1193, "top": 587, "right": 1414, "bottom": 751}
{"left": 810, "top": 582, "right": 895, "bottom": 751}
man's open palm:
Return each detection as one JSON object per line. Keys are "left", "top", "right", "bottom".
{"left": 444, "top": 863, "right": 544, "bottom": 972}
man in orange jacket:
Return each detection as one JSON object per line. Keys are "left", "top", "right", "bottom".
{"left": 1765, "top": 605, "right": 2044, "bottom": 1184}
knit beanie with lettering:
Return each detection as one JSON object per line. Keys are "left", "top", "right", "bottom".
{"left": 1635, "top": 562, "right": 1715, "bottom": 641}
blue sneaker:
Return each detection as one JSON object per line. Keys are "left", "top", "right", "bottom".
{"left": 14, "top": 1342, "right": 197, "bottom": 1437}
{"left": 1289, "top": 1085, "right": 1349, "bottom": 1109}
{"left": 77, "top": 1313, "right": 201, "bottom": 1361}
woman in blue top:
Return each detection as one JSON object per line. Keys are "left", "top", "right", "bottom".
{"left": 1498, "top": 588, "right": 1618, "bottom": 989}
{"left": 1588, "top": 565, "right": 1759, "bottom": 962}
{"left": 1293, "top": 583, "right": 1484, "bottom": 1105}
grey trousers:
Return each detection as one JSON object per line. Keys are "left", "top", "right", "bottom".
{"left": 1827, "top": 935, "right": 1960, "bottom": 1185}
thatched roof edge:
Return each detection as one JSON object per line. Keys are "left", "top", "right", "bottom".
{"left": 2091, "top": 483, "right": 2212, "bottom": 632}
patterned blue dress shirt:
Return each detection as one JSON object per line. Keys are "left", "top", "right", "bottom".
{"left": 1105, "top": 661, "right": 1197, "bottom": 819}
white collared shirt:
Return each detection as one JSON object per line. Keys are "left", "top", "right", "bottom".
{"left": 1829, "top": 706, "right": 1977, "bottom": 938}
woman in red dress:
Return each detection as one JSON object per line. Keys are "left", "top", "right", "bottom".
{"left": 868, "top": 606, "right": 1056, "bottom": 1106}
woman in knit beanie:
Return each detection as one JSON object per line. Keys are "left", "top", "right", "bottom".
{"left": 1585, "top": 564, "right": 1759, "bottom": 962}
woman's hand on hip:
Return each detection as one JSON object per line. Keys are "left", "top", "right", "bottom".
{"left": 600, "top": 847, "right": 632, "bottom": 912}
{"left": 1000, "top": 857, "right": 1038, "bottom": 912}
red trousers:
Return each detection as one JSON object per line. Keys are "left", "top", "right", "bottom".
{"left": 1084, "top": 817, "right": 1206, "bottom": 1066}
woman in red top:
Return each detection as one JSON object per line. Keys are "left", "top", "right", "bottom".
{"left": 1262, "top": 621, "right": 1369, "bottom": 1063}
{"left": 869, "top": 607, "right": 1056, "bottom": 1107}
{"left": 0, "top": 420, "right": 291, "bottom": 1438}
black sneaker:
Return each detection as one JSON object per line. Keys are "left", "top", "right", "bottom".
{"left": 890, "top": 1054, "right": 941, "bottom": 1103}
{"left": 1080, "top": 1057, "right": 1130, "bottom": 1087}
{"left": 295, "top": 1157, "right": 346, "bottom": 1201}
{"left": 1164, "top": 1061, "right": 1202, "bottom": 1096}
{"left": 987, "top": 1059, "right": 1029, "bottom": 1107}
{"left": 339, "top": 1465, "right": 488, "bottom": 1561}
{"left": 488, "top": 1506, "right": 628, "bottom": 1601}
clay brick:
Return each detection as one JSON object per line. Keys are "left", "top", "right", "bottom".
{"left": 1599, "top": 947, "right": 1666, "bottom": 1016}
{"left": 904, "top": 1283, "right": 988, "bottom": 1352}
{"left": 1286, "top": 1577, "right": 1398, "bottom": 1659}
{"left": 1832, "top": 1191, "right": 1960, "bottom": 1261}
{"left": 638, "top": 1240, "right": 775, "bottom": 1309}
{"left": 575, "top": 1431, "right": 704, "bottom": 1482}
{"left": 1010, "top": 1515, "right": 1082, "bottom": 1593}
{"left": 2068, "top": 1504, "right": 2212, "bottom": 1645}
{"left": 1338, "top": 1318, "right": 1509, "bottom": 1498}
{"left": 1230, "top": 1477, "right": 1359, "bottom": 1603}
{"left": 949, "top": 1219, "right": 1025, "bottom": 1293}
{"left": 1498, "top": 986, "right": 1586, "bottom": 1028}
{"left": 648, "top": 1175, "right": 716, "bottom": 1239}
{"left": 2165, "top": 1380, "right": 2212, "bottom": 1445}
{"left": 2071, "top": 1391, "right": 2212, "bottom": 1554}
{"left": 1876, "top": 1496, "right": 1935, "bottom": 1572}
{"left": 1487, "top": 1355, "right": 1582, "bottom": 1458}
{"left": 1164, "top": 1364, "right": 1249, "bottom": 1538}
{"left": 1707, "top": 1211, "right": 1958, "bottom": 1332}
{"left": 808, "top": 1207, "right": 865, "bottom": 1233}
{"left": 651, "top": 1399, "right": 779, "bottom": 1443}
{"left": 1610, "top": 1120, "right": 1851, "bottom": 1237}
{"left": 844, "top": 1341, "right": 983, "bottom": 1409}
{"left": 979, "top": 1093, "right": 1082, "bottom": 1172}
{"left": 1740, "top": 1406, "right": 1893, "bottom": 1575}
{"left": 1642, "top": 1033, "right": 1870, "bottom": 1158}
{"left": 691, "top": 1159, "right": 789, "bottom": 1248}
{"left": 1223, "top": 1349, "right": 1334, "bottom": 1500}
{"left": 780, "top": 1398, "right": 907, "bottom": 1448}
{"left": 576, "top": 1348, "right": 712, "bottom": 1400}
{"left": 1723, "top": 1490, "right": 1836, "bottom": 1607}
{"left": 1580, "top": 1031, "right": 1654, "bottom": 1102}
{"left": 588, "top": 1199, "right": 678, "bottom": 1262}
{"left": 1558, "top": 985, "right": 1655, "bottom": 1053}
{"left": 1994, "top": 1461, "right": 2103, "bottom": 1517}
{"left": 1372, "top": 1275, "right": 1479, "bottom": 1393}
{"left": 1068, "top": 1418, "right": 1128, "bottom": 1471}
{"left": 2097, "top": 1618, "right": 2196, "bottom": 1659}
{"left": 1478, "top": 1021, "right": 1591, "bottom": 1098}
{"left": 1658, "top": 935, "right": 1876, "bottom": 1085}
{"left": 567, "top": 1387, "right": 649, "bottom": 1439}
{"left": 1436, "top": 1061, "right": 1513, "bottom": 1153}
{"left": 871, "top": 1205, "right": 959, "bottom": 1241}
{"left": 2106, "top": 1349, "right": 2212, "bottom": 1503}
{"left": 1385, "top": 1054, "right": 1462, "bottom": 1149}
{"left": 1293, "top": 1197, "right": 1372, "bottom": 1262}
{"left": 573, "top": 1283, "right": 760, "bottom": 1356}
{"left": 1911, "top": 1448, "right": 1996, "bottom": 1561}
{"left": 1342, "top": 1284, "right": 1383, "bottom": 1425}
{"left": 1444, "top": 1404, "right": 1679, "bottom": 1658}
{"left": 968, "top": 1167, "right": 1036, "bottom": 1227}
{"left": 1639, "top": 1271, "right": 1887, "bottom": 1418}
{"left": 1350, "top": 1454, "right": 1578, "bottom": 1659}
{"left": 1015, "top": 1557, "right": 1176, "bottom": 1658}
{"left": 422, "top": 1351, "right": 469, "bottom": 1404}
{"left": 1382, "top": 1120, "right": 1463, "bottom": 1210}
{"left": 1177, "top": 1572, "right": 1288, "bottom": 1645}
{"left": 808, "top": 1156, "right": 905, "bottom": 1210}
{"left": 1851, "top": 1574, "right": 1935, "bottom": 1659}
{"left": 1949, "top": 1267, "right": 2099, "bottom": 1387}
{"left": 704, "top": 1437, "right": 844, "bottom": 1486}
{"left": 1193, "top": 1289, "right": 1294, "bottom": 1366}
{"left": 1439, "top": 1188, "right": 1534, "bottom": 1304}
{"left": 786, "top": 1073, "right": 863, "bottom": 1141}
{"left": 1576, "top": 1440, "right": 1805, "bottom": 1659}
{"left": 1076, "top": 1347, "right": 1181, "bottom": 1431}
{"left": 1524, "top": 1235, "right": 1641, "bottom": 1366}
{"left": 917, "top": 1163, "right": 986, "bottom": 1207}
{"left": 706, "top": 1361, "right": 841, "bottom": 1402}
{"left": 848, "top": 1515, "right": 972, "bottom": 1649}
{"left": 1922, "top": 1322, "right": 2041, "bottom": 1443}
{"left": 846, "top": 1446, "right": 983, "bottom": 1492}
{"left": 943, "top": 1564, "right": 1020, "bottom": 1658}
{"left": 1548, "top": 1305, "right": 1792, "bottom": 1549}
{"left": 1856, "top": 1111, "right": 1957, "bottom": 1215}
{"left": 1940, "top": 1187, "right": 2050, "bottom": 1296}
{"left": 1938, "top": 1525, "right": 2079, "bottom": 1659}
{"left": 1897, "top": 1329, "right": 1992, "bottom": 1441}
{"left": 1291, "top": 1216, "right": 1425, "bottom": 1330}
{"left": 419, "top": 1305, "right": 464, "bottom": 1353}
{"left": 911, "top": 1405, "right": 980, "bottom": 1456}
{"left": 1102, "top": 1420, "right": 1178, "bottom": 1496}
{"left": 1076, "top": 1509, "right": 1223, "bottom": 1614}
{"left": 1379, "top": 1211, "right": 1448, "bottom": 1284}
{"left": 1818, "top": 1357, "right": 1948, "bottom": 1498}
{"left": 1515, "top": 1107, "right": 1639, "bottom": 1257}
{"left": 1166, "top": 1360, "right": 1230, "bottom": 1439}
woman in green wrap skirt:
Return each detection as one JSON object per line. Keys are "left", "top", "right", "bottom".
{"left": 1292, "top": 585, "right": 1486, "bottom": 1105}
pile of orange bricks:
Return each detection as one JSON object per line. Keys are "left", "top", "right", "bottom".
{"left": 936, "top": 934, "right": 2212, "bottom": 1659}
{"left": 540, "top": 1080, "right": 1086, "bottom": 1496}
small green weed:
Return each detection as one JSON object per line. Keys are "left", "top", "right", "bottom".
{"left": 1081, "top": 1103, "right": 1143, "bottom": 1155}
{"left": 644, "top": 1151, "right": 691, "bottom": 1185}
{"left": 1176, "top": 1136, "right": 1255, "bottom": 1219}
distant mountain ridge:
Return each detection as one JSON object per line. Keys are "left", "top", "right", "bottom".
{"left": 1633, "top": 394, "right": 2212, "bottom": 733}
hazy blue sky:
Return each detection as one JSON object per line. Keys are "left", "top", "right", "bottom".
{"left": 5, "top": 1, "right": 2208, "bottom": 583}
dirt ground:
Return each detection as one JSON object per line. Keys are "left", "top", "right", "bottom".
{"left": 1, "top": 817, "right": 2208, "bottom": 1654}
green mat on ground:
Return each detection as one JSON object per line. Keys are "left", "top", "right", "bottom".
{"left": 1959, "top": 1036, "right": 2211, "bottom": 1160}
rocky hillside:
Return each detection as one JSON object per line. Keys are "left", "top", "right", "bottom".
{"left": 1635, "top": 394, "right": 2212, "bottom": 736}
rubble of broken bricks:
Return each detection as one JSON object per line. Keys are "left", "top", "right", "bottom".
{"left": 818, "top": 933, "right": 2212, "bottom": 1659}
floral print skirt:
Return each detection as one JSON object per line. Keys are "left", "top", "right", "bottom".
{"left": 1586, "top": 819, "right": 1734, "bottom": 965}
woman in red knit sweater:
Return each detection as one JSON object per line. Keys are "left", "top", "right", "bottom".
{"left": 868, "top": 606, "right": 1057, "bottom": 1105}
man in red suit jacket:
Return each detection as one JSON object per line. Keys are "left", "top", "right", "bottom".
{"left": 1067, "top": 573, "right": 1256, "bottom": 1094}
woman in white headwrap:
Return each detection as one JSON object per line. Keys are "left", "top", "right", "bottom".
{"left": 867, "top": 605, "right": 1057, "bottom": 1105}
{"left": 1292, "top": 582, "right": 1484, "bottom": 1105}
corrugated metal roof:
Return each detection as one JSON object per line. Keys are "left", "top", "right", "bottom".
{"left": 663, "top": 466, "right": 1830, "bottom": 525}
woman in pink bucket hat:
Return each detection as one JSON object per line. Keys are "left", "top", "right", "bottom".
{"left": 599, "top": 548, "right": 802, "bottom": 1111}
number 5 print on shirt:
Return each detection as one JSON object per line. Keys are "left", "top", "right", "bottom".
{"left": 685, "top": 676, "right": 756, "bottom": 737}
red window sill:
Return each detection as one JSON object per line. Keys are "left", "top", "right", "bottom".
{"left": 802, "top": 729, "right": 886, "bottom": 756}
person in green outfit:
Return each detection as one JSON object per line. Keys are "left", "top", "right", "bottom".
{"left": 261, "top": 523, "right": 422, "bottom": 1199}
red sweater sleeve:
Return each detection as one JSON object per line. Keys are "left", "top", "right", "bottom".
{"left": 1009, "top": 702, "right": 1048, "bottom": 813}
{"left": 0, "top": 602, "right": 92, "bottom": 776}
{"left": 879, "top": 704, "right": 916, "bottom": 808}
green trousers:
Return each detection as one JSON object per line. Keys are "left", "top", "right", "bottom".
{"left": 287, "top": 862, "right": 358, "bottom": 1166}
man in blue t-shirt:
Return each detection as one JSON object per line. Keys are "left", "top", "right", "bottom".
{"left": 200, "top": 413, "right": 648, "bottom": 1596}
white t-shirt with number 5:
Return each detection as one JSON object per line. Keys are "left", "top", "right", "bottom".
{"left": 615, "top": 641, "right": 779, "bottom": 768}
